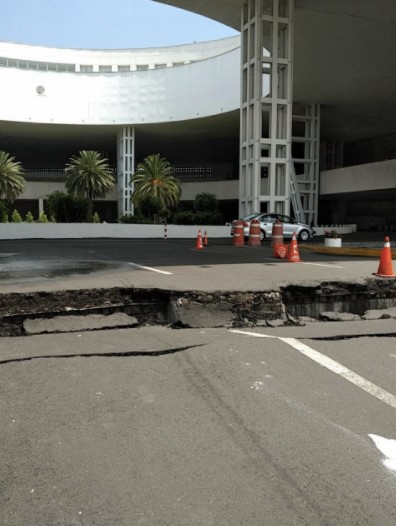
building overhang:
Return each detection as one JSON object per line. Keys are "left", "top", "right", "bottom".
{"left": 155, "top": 0, "right": 396, "bottom": 141}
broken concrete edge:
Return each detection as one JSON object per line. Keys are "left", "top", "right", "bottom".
{"left": 0, "top": 277, "right": 396, "bottom": 336}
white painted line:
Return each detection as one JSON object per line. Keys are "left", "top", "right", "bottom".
{"left": 127, "top": 262, "right": 173, "bottom": 275}
{"left": 264, "top": 258, "right": 344, "bottom": 268}
{"left": 368, "top": 434, "right": 396, "bottom": 472}
{"left": 301, "top": 262, "right": 345, "bottom": 269}
{"left": 278, "top": 337, "right": 396, "bottom": 409}
{"left": 229, "top": 330, "right": 396, "bottom": 409}
{"left": 229, "top": 329, "right": 275, "bottom": 339}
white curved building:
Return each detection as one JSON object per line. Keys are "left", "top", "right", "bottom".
{"left": 2, "top": 0, "right": 396, "bottom": 229}
{"left": 0, "top": 37, "right": 241, "bottom": 220}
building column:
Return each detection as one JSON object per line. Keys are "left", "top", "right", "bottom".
{"left": 240, "top": 0, "right": 294, "bottom": 216}
{"left": 117, "top": 125, "right": 135, "bottom": 217}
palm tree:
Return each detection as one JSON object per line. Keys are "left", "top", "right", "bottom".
{"left": 0, "top": 150, "right": 26, "bottom": 202}
{"left": 65, "top": 150, "right": 116, "bottom": 200}
{"left": 131, "top": 154, "right": 181, "bottom": 214}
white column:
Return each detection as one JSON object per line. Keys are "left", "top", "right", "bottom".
{"left": 240, "top": 0, "right": 294, "bottom": 216}
{"left": 117, "top": 126, "right": 135, "bottom": 217}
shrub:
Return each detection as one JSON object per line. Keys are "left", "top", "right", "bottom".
{"left": 11, "top": 209, "right": 22, "bottom": 223}
{"left": 171, "top": 211, "right": 197, "bottom": 225}
{"left": 46, "top": 191, "right": 92, "bottom": 223}
{"left": 120, "top": 214, "right": 154, "bottom": 224}
{"left": 37, "top": 212, "right": 49, "bottom": 223}
{"left": 92, "top": 211, "right": 101, "bottom": 223}
{"left": 0, "top": 200, "right": 8, "bottom": 222}
{"left": 194, "top": 193, "right": 219, "bottom": 213}
{"left": 25, "top": 211, "right": 34, "bottom": 222}
{"left": 171, "top": 210, "right": 224, "bottom": 225}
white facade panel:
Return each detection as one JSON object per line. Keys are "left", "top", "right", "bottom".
{"left": 0, "top": 49, "right": 240, "bottom": 125}
{"left": 0, "top": 38, "right": 240, "bottom": 68}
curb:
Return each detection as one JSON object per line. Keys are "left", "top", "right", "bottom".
{"left": 300, "top": 245, "right": 396, "bottom": 258}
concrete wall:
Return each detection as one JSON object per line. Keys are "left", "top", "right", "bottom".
{"left": 320, "top": 159, "right": 396, "bottom": 194}
{"left": 0, "top": 223, "right": 231, "bottom": 240}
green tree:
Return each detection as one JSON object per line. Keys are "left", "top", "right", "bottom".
{"left": 65, "top": 150, "right": 116, "bottom": 200}
{"left": 0, "top": 150, "right": 26, "bottom": 202}
{"left": 130, "top": 154, "right": 181, "bottom": 220}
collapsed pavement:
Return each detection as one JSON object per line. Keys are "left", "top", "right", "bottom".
{"left": 1, "top": 278, "right": 396, "bottom": 336}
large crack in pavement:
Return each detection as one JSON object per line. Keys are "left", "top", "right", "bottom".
{"left": 0, "top": 344, "right": 206, "bottom": 366}
{"left": 309, "top": 333, "right": 396, "bottom": 341}
{"left": 1, "top": 279, "right": 396, "bottom": 336}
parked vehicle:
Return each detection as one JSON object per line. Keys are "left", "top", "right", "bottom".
{"left": 231, "top": 213, "right": 315, "bottom": 242}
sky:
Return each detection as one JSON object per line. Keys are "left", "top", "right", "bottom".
{"left": 1, "top": 0, "right": 239, "bottom": 49}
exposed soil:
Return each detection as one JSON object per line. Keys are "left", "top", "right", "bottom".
{"left": 1, "top": 278, "right": 396, "bottom": 336}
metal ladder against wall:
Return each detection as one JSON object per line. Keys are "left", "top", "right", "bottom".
{"left": 290, "top": 162, "right": 306, "bottom": 223}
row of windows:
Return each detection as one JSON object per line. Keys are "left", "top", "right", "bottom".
{"left": 0, "top": 56, "right": 189, "bottom": 73}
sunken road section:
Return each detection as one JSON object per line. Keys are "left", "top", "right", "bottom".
{"left": 1, "top": 279, "right": 396, "bottom": 336}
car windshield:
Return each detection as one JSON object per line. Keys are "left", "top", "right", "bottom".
{"left": 242, "top": 213, "right": 261, "bottom": 222}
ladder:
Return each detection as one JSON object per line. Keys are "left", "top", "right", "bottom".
{"left": 290, "top": 162, "right": 306, "bottom": 224}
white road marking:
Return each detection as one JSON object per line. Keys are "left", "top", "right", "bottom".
{"left": 368, "top": 434, "right": 396, "bottom": 472}
{"left": 0, "top": 253, "right": 20, "bottom": 258}
{"left": 229, "top": 329, "right": 275, "bottom": 339}
{"left": 127, "top": 262, "right": 173, "bottom": 275}
{"left": 301, "top": 262, "right": 345, "bottom": 269}
{"left": 264, "top": 258, "right": 344, "bottom": 268}
{"left": 229, "top": 330, "right": 396, "bottom": 409}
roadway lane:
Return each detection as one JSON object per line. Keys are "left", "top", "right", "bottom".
{"left": 0, "top": 238, "right": 382, "bottom": 293}
{"left": 1, "top": 323, "right": 395, "bottom": 525}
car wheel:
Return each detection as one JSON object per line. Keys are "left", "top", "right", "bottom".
{"left": 298, "top": 229, "right": 310, "bottom": 242}
{"left": 260, "top": 230, "right": 266, "bottom": 241}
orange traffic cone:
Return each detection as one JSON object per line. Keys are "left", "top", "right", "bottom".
{"left": 195, "top": 229, "right": 204, "bottom": 250}
{"left": 287, "top": 233, "right": 301, "bottom": 263}
{"left": 203, "top": 230, "right": 208, "bottom": 246}
{"left": 373, "top": 236, "right": 396, "bottom": 277}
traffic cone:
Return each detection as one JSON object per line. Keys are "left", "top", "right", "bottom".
{"left": 203, "top": 230, "right": 208, "bottom": 246}
{"left": 195, "top": 229, "right": 204, "bottom": 250}
{"left": 373, "top": 236, "right": 396, "bottom": 277}
{"left": 287, "top": 233, "right": 301, "bottom": 262}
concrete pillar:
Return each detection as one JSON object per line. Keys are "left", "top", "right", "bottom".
{"left": 240, "top": 0, "right": 294, "bottom": 217}
{"left": 117, "top": 126, "right": 135, "bottom": 217}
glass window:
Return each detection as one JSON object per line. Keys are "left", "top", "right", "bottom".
{"left": 155, "top": 63, "right": 166, "bottom": 69}
{"left": 80, "top": 65, "right": 93, "bottom": 72}
{"left": 136, "top": 64, "right": 148, "bottom": 71}
{"left": 99, "top": 65, "right": 112, "bottom": 73}
{"left": 118, "top": 65, "right": 130, "bottom": 72}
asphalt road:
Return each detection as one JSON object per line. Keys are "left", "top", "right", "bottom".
{"left": 1, "top": 321, "right": 396, "bottom": 525}
{"left": 0, "top": 238, "right": 384, "bottom": 293}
